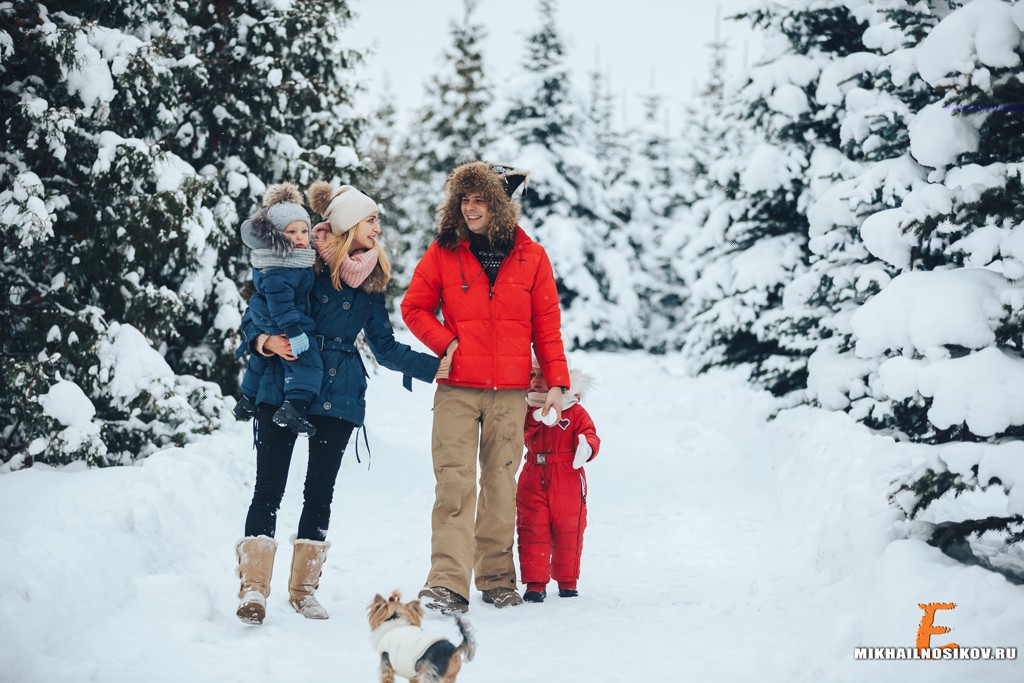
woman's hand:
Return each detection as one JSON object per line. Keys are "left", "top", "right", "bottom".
{"left": 263, "top": 334, "right": 297, "bottom": 361}
{"left": 435, "top": 338, "right": 458, "bottom": 380}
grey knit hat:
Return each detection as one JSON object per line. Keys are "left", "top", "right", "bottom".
{"left": 239, "top": 182, "right": 311, "bottom": 254}
{"left": 266, "top": 202, "right": 311, "bottom": 232}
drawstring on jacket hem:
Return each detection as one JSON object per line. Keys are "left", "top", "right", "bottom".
{"left": 354, "top": 424, "right": 371, "bottom": 469}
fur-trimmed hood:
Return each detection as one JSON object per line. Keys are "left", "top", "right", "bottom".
{"left": 241, "top": 210, "right": 294, "bottom": 255}
{"left": 527, "top": 367, "right": 594, "bottom": 408}
{"left": 566, "top": 367, "right": 594, "bottom": 402}
{"left": 435, "top": 161, "right": 522, "bottom": 254}
{"left": 240, "top": 182, "right": 310, "bottom": 255}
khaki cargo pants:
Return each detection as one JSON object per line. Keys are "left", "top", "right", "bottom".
{"left": 427, "top": 384, "right": 527, "bottom": 599}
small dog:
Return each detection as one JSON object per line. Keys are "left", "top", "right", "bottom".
{"left": 368, "top": 591, "right": 475, "bottom": 683}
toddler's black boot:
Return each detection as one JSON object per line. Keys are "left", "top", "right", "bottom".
{"left": 272, "top": 400, "right": 316, "bottom": 437}
{"left": 233, "top": 394, "right": 256, "bottom": 421}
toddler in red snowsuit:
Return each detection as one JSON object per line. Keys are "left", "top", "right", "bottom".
{"left": 516, "top": 360, "right": 600, "bottom": 602}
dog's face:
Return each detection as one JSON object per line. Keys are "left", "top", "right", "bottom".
{"left": 368, "top": 591, "right": 424, "bottom": 631}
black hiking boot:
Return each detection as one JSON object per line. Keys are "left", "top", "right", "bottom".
{"left": 557, "top": 588, "right": 578, "bottom": 598}
{"left": 523, "top": 590, "right": 546, "bottom": 603}
{"left": 272, "top": 401, "right": 316, "bottom": 437}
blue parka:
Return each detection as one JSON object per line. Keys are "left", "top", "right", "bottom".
{"left": 249, "top": 266, "right": 315, "bottom": 339}
{"left": 240, "top": 267, "right": 439, "bottom": 427}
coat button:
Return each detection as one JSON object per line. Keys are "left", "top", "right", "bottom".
{"left": 342, "top": 302, "right": 351, "bottom": 310}
{"left": 323, "top": 402, "right": 332, "bottom": 410}
{"left": 321, "top": 295, "right": 329, "bottom": 303}
{"left": 334, "top": 336, "right": 342, "bottom": 343}
{"left": 328, "top": 368, "right": 337, "bottom": 376}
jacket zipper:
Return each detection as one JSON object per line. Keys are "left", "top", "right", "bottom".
{"left": 490, "top": 272, "right": 498, "bottom": 389}
{"left": 489, "top": 243, "right": 520, "bottom": 390}
{"left": 460, "top": 240, "right": 518, "bottom": 391}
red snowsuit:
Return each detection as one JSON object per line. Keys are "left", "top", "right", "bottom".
{"left": 516, "top": 402, "right": 600, "bottom": 588}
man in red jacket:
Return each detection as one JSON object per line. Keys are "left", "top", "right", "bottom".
{"left": 402, "top": 161, "right": 569, "bottom": 612}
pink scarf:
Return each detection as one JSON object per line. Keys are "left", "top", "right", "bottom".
{"left": 313, "top": 221, "right": 378, "bottom": 289}
{"left": 340, "top": 247, "right": 378, "bottom": 288}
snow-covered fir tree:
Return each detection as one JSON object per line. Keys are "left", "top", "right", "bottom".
{"left": 668, "top": 27, "right": 743, "bottom": 353}
{"left": 632, "top": 84, "right": 695, "bottom": 352}
{"left": 799, "top": 0, "right": 946, "bottom": 425}
{"left": 412, "top": 0, "right": 494, "bottom": 176}
{"left": 796, "top": 0, "right": 1024, "bottom": 554}
{"left": 0, "top": 1, "right": 364, "bottom": 467}
{"left": 669, "top": 0, "right": 1024, "bottom": 566}
{"left": 388, "top": 0, "right": 497, "bottom": 291}
{"left": 492, "top": 0, "right": 646, "bottom": 349}
{"left": 362, "top": 82, "right": 416, "bottom": 306}
{"left": 583, "top": 66, "right": 627, "bottom": 191}
{"left": 681, "top": 0, "right": 868, "bottom": 396}
{"left": 679, "top": 14, "right": 733, "bottom": 204}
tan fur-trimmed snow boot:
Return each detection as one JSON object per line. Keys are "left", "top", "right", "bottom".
{"left": 235, "top": 536, "right": 277, "bottom": 624}
{"left": 288, "top": 537, "right": 331, "bottom": 619}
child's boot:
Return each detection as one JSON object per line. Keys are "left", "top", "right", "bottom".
{"left": 557, "top": 582, "right": 578, "bottom": 598}
{"left": 523, "top": 583, "right": 546, "bottom": 603}
{"left": 233, "top": 394, "right": 257, "bottom": 421}
{"left": 272, "top": 400, "right": 316, "bottom": 437}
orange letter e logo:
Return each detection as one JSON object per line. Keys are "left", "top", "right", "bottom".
{"left": 916, "top": 602, "right": 958, "bottom": 653}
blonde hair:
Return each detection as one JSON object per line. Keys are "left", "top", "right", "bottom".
{"left": 315, "top": 229, "right": 392, "bottom": 290}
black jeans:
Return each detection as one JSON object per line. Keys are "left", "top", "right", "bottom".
{"left": 244, "top": 404, "right": 356, "bottom": 541}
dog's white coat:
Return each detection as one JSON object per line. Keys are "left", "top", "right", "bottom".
{"left": 370, "top": 617, "right": 448, "bottom": 679}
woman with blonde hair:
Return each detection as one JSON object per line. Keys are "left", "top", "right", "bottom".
{"left": 233, "top": 182, "right": 439, "bottom": 626}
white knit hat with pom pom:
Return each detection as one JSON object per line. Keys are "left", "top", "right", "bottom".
{"left": 307, "top": 182, "right": 378, "bottom": 236}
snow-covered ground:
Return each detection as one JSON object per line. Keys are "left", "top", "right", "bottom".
{"left": 2, "top": 352, "right": 1022, "bottom": 682}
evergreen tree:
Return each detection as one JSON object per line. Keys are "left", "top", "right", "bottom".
{"left": 681, "top": 0, "right": 868, "bottom": 395}
{"left": 583, "top": 66, "right": 626, "bottom": 188}
{"left": 667, "top": 28, "right": 740, "bottom": 352}
{"left": 493, "top": 0, "right": 645, "bottom": 349}
{"left": 682, "top": 20, "right": 732, "bottom": 196}
{"left": 618, "top": 85, "right": 690, "bottom": 351}
{"left": 798, "top": 0, "right": 943, "bottom": 425}
{"left": 362, "top": 82, "right": 416, "bottom": 306}
{"left": 0, "top": 1, "right": 364, "bottom": 466}
{"left": 413, "top": 0, "right": 494, "bottom": 176}
{"left": 745, "top": 0, "right": 1024, "bottom": 558}
{"left": 387, "top": 0, "right": 496, "bottom": 294}
{"left": 816, "top": 0, "right": 1024, "bottom": 553}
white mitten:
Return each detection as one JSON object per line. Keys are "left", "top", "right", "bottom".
{"left": 533, "top": 407, "right": 558, "bottom": 426}
{"left": 573, "top": 434, "right": 592, "bottom": 469}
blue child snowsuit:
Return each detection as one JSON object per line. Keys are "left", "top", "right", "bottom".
{"left": 238, "top": 209, "right": 321, "bottom": 404}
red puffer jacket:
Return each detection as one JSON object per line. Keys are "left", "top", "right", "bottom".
{"left": 401, "top": 227, "right": 569, "bottom": 390}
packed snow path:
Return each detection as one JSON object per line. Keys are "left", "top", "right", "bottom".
{"left": 2, "top": 352, "right": 1022, "bottom": 682}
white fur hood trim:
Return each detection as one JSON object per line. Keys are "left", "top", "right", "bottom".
{"left": 527, "top": 367, "right": 594, "bottom": 407}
